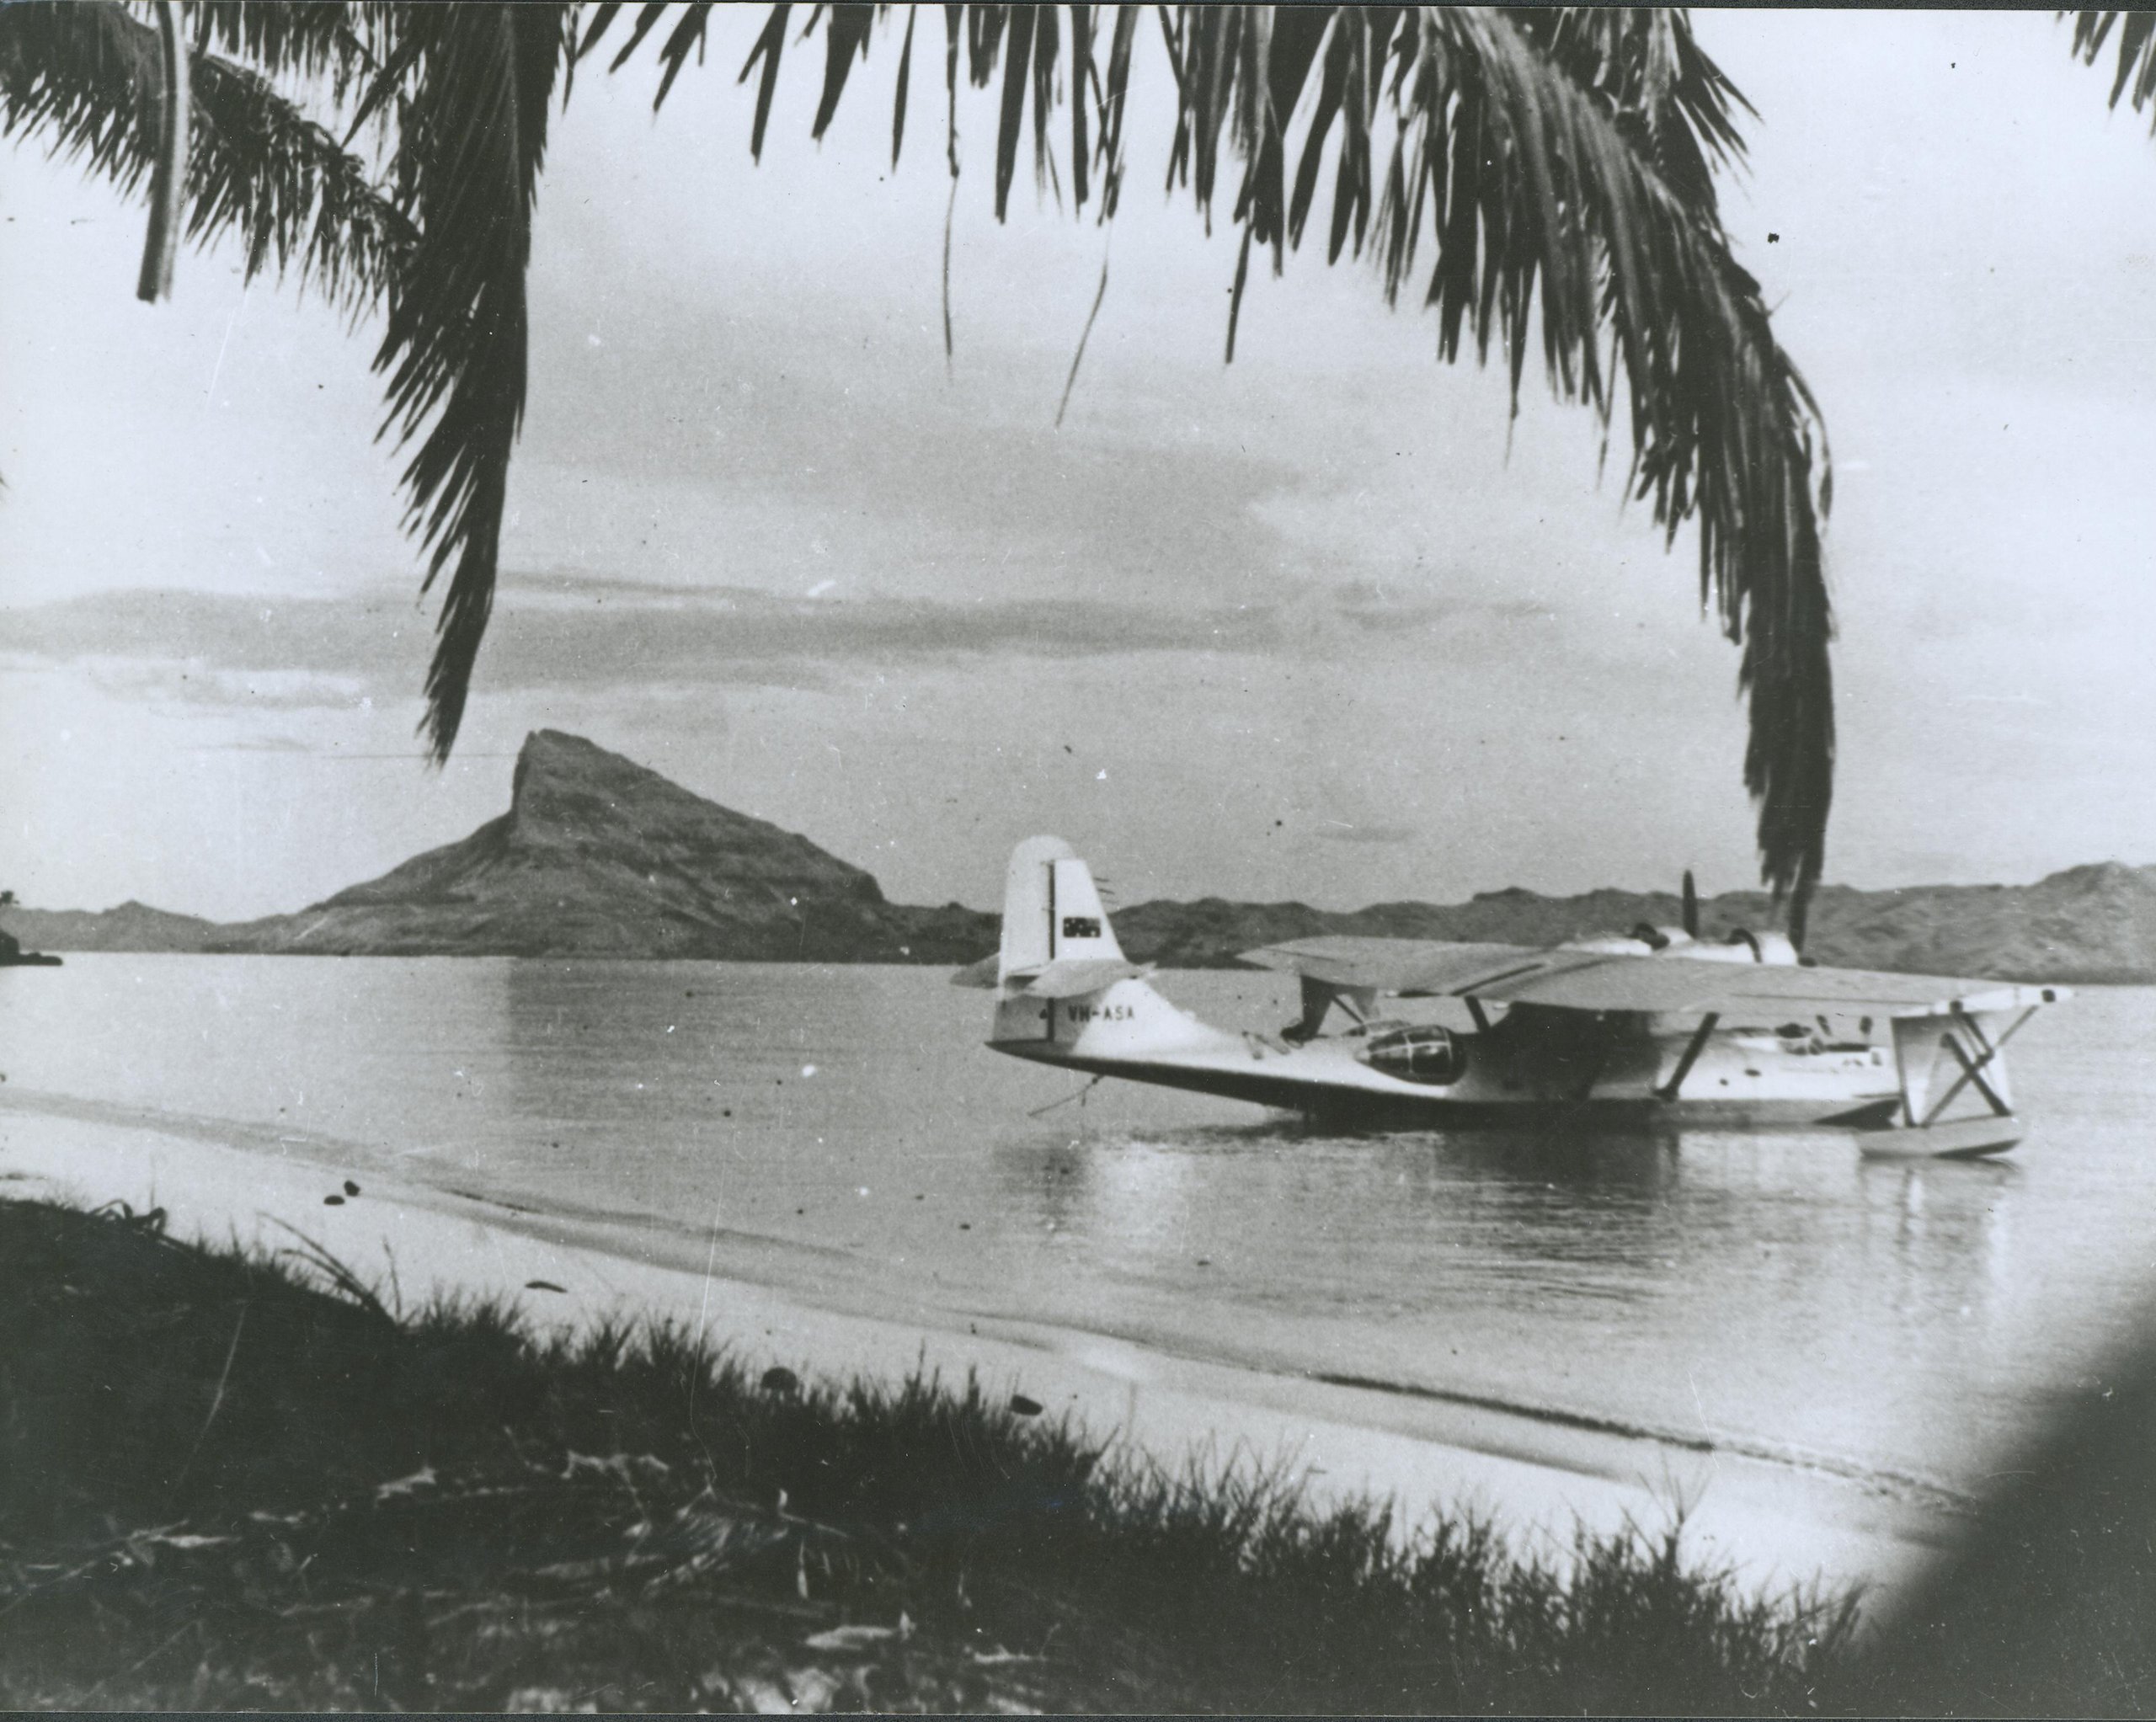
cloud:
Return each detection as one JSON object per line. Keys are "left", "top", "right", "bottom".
{"left": 0, "top": 590, "right": 419, "bottom": 688}
{"left": 79, "top": 657, "right": 373, "bottom": 712}
{"left": 0, "top": 579, "right": 1299, "bottom": 710}
{"left": 1314, "top": 822, "right": 1421, "bottom": 845}
{"left": 185, "top": 735, "right": 318, "bottom": 753}
{"left": 0, "top": 563, "right": 1609, "bottom": 736}
{"left": 490, "top": 570, "right": 1290, "bottom": 675}
{"left": 1326, "top": 578, "right": 1561, "bottom": 633}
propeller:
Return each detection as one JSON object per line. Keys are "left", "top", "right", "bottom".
{"left": 1680, "top": 870, "right": 1700, "bottom": 940}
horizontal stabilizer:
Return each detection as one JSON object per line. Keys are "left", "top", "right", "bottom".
{"left": 949, "top": 953, "right": 1001, "bottom": 989}
{"left": 1008, "top": 957, "right": 1156, "bottom": 1000}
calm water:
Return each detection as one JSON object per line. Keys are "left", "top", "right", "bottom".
{"left": 5, "top": 956, "right": 2154, "bottom": 1496}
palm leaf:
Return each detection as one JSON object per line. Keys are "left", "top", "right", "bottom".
{"left": 890, "top": 2, "right": 915, "bottom": 166}
{"left": 2070, "top": 9, "right": 2156, "bottom": 128}
{"left": 813, "top": 2, "right": 875, "bottom": 141}
{"left": 188, "top": 46, "right": 416, "bottom": 311}
{"left": 1512, "top": 8, "right": 1752, "bottom": 221}
{"left": 649, "top": 2, "right": 717, "bottom": 111}
{"left": 0, "top": 0, "right": 411, "bottom": 312}
{"left": 576, "top": 0, "right": 719, "bottom": 117}
{"left": 1095, "top": 3, "right": 1138, "bottom": 216}
{"left": 188, "top": 3, "right": 392, "bottom": 105}
{"left": 371, "top": 3, "right": 570, "bottom": 761}
{"left": 993, "top": 3, "right": 1035, "bottom": 216}
{"left": 735, "top": 2, "right": 790, "bottom": 160}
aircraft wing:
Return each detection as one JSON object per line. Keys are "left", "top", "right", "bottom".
{"left": 1243, "top": 936, "right": 2066, "bottom": 1018}
{"left": 1240, "top": 937, "right": 1561, "bottom": 996}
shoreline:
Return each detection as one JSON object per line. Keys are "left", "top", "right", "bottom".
{"left": 0, "top": 1100, "right": 1963, "bottom": 1611}
{"left": 8, "top": 947, "right": 2155, "bottom": 989}
{"left": 0, "top": 1190, "right": 1864, "bottom": 1711}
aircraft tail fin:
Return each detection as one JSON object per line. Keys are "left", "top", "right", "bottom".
{"left": 999, "top": 835, "right": 1126, "bottom": 984}
{"left": 983, "top": 836, "right": 1224, "bottom": 1059}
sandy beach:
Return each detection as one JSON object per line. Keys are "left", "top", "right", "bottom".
{"left": 0, "top": 1101, "right": 1966, "bottom": 1613}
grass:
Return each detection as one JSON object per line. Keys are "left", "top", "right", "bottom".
{"left": 0, "top": 1195, "right": 1862, "bottom": 1712}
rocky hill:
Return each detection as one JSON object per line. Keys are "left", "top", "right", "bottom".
{"left": 8, "top": 730, "right": 2154, "bottom": 979}
{"left": 194, "top": 731, "right": 996, "bottom": 961}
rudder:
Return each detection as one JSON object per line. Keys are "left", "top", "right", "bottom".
{"left": 1000, "top": 836, "right": 1124, "bottom": 984}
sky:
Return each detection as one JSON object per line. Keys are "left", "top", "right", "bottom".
{"left": 6, "top": 9, "right": 2156, "bottom": 921}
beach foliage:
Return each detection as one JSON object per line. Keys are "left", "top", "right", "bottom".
{"left": 0, "top": 1195, "right": 1860, "bottom": 1711}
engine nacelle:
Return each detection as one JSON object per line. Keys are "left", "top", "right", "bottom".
{"left": 1356, "top": 1024, "right": 1468, "bottom": 1086}
{"left": 1724, "top": 927, "right": 1800, "bottom": 965}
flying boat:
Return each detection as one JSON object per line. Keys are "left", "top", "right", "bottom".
{"left": 956, "top": 837, "right": 2069, "bottom": 1158}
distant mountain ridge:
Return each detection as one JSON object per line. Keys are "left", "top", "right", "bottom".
{"left": 8, "top": 729, "right": 2155, "bottom": 980}
{"left": 0, "top": 900, "right": 219, "bottom": 953}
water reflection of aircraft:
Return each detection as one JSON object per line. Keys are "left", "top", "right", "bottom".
{"left": 957, "top": 838, "right": 2069, "bottom": 1159}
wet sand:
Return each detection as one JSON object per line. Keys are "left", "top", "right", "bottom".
{"left": 0, "top": 1108, "right": 1966, "bottom": 1611}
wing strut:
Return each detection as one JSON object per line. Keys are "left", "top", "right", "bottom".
{"left": 1285, "top": 974, "right": 1375, "bottom": 1043}
{"left": 1655, "top": 1012, "right": 1719, "bottom": 1102}
{"left": 1919, "top": 1007, "right": 2033, "bottom": 1126}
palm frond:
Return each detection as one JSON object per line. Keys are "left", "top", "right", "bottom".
{"left": 185, "top": 47, "right": 416, "bottom": 311}
{"left": 1390, "top": 10, "right": 1833, "bottom": 910}
{"left": 574, "top": 0, "right": 718, "bottom": 115}
{"left": 1509, "top": 9, "right": 1752, "bottom": 221}
{"left": 813, "top": 3, "right": 876, "bottom": 141}
{"left": 1095, "top": 3, "right": 1138, "bottom": 216}
{"left": 0, "top": 0, "right": 410, "bottom": 312}
{"left": 678, "top": 5, "right": 1834, "bottom": 910}
{"left": 889, "top": 2, "right": 915, "bottom": 166}
{"left": 738, "top": 3, "right": 790, "bottom": 160}
{"left": 2070, "top": 9, "right": 2156, "bottom": 128}
{"left": 648, "top": 2, "right": 717, "bottom": 111}
{"left": 188, "top": 3, "right": 390, "bottom": 106}
{"left": 371, "top": 3, "right": 570, "bottom": 761}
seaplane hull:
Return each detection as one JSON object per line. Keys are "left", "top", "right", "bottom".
{"left": 995, "top": 1040, "right": 1909, "bottom": 1133}
{"left": 1000, "top": 1030, "right": 1897, "bottom": 1120}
